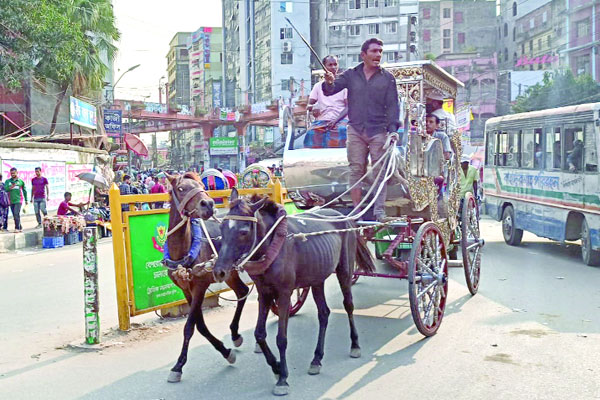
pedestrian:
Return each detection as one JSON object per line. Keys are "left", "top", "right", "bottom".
{"left": 323, "top": 37, "right": 400, "bottom": 221}
{"left": 31, "top": 167, "right": 49, "bottom": 228}
{"left": 119, "top": 174, "right": 132, "bottom": 211}
{"left": 0, "top": 174, "right": 9, "bottom": 231}
{"left": 57, "top": 192, "right": 87, "bottom": 216}
{"left": 3, "top": 167, "right": 28, "bottom": 232}
{"left": 150, "top": 176, "right": 166, "bottom": 209}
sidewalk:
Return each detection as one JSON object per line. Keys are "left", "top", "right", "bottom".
{"left": 0, "top": 213, "right": 47, "bottom": 252}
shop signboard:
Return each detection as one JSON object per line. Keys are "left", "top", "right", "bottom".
{"left": 70, "top": 96, "right": 97, "bottom": 129}
{"left": 103, "top": 110, "right": 122, "bottom": 137}
{"left": 209, "top": 137, "right": 238, "bottom": 155}
{"left": 127, "top": 212, "right": 185, "bottom": 311}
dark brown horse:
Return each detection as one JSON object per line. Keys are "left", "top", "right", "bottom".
{"left": 163, "top": 173, "right": 250, "bottom": 383}
{"left": 213, "top": 189, "right": 375, "bottom": 396}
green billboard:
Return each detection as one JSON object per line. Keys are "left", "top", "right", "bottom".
{"left": 209, "top": 137, "right": 238, "bottom": 155}
{"left": 127, "top": 212, "right": 185, "bottom": 311}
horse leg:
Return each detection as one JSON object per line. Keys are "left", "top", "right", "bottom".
{"left": 336, "top": 268, "right": 361, "bottom": 358}
{"left": 273, "top": 292, "right": 291, "bottom": 396}
{"left": 168, "top": 285, "right": 201, "bottom": 382}
{"left": 254, "top": 292, "right": 280, "bottom": 376}
{"left": 193, "top": 282, "right": 236, "bottom": 364}
{"left": 226, "top": 271, "right": 249, "bottom": 347}
{"left": 308, "top": 283, "right": 330, "bottom": 376}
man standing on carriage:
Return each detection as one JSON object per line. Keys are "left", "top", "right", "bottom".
{"left": 323, "top": 38, "right": 400, "bottom": 222}
{"left": 306, "top": 55, "right": 348, "bottom": 148}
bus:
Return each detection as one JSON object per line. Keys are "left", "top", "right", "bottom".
{"left": 483, "top": 103, "right": 600, "bottom": 266}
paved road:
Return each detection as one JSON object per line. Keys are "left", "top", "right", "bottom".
{"left": 1, "top": 218, "right": 599, "bottom": 399}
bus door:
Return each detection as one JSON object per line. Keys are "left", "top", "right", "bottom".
{"left": 559, "top": 124, "right": 586, "bottom": 238}
{"left": 582, "top": 122, "right": 599, "bottom": 211}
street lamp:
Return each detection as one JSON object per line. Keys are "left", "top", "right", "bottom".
{"left": 159, "top": 75, "right": 166, "bottom": 106}
{"left": 113, "top": 63, "right": 141, "bottom": 90}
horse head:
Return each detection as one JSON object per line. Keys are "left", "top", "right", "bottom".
{"left": 166, "top": 172, "right": 215, "bottom": 220}
{"left": 213, "top": 188, "right": 269, "bottom": 282}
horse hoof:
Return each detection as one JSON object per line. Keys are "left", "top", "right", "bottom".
{"left": 226, "top": 350, "right": 236, "bottom": 364}
{"left": 308, "top": 364, "right": 321, "bottom": 375}
{"left": 233, "top": 336, "right": 243, "bottom": 347}
{"left": 350, "top": 348, "right": 361, "bottom": 358}
{"left": 254, "top": 343, "right": 263, "bottom": 354}
{"left": 167, "top": 371, "right": 182, "bottom": 383}
{"left": 272, "top": 384, "right": 289, "bottom": 396}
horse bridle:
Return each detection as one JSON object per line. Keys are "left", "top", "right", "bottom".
{"left": 222, "top": 213, "right": 260, "bottom": 269}
{"left": 170, "top": 179, "right": 208, "bottom": 219}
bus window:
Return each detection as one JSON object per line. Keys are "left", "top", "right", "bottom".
{"left": 533, "top": 128, "right": 543, "bottom": 169}
{"left": 522, "top": 130, "right": 534, "bottom": 168}
{"left": 564, "top": 126, "right": 584, "bottom": 172}
{"left": 497, "top": 130, "right": 520, "bottom": 167}
{"left": 584, "top": 122, "right": 598, "bottom": 172}
{"left": 485, "top": 130, "right": 496, "bottom": 166}
{"left": 545, "top": 128, "right": 561, "bottom": 170}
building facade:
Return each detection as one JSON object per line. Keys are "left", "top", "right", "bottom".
{"left": 167, "top": 32, "right": 192, "bottom": 109}
{"left": 222, "top": 0, "right": 311, "bottom": 107}
{"left": 188, "top": 27, "right": 223, "bottom": 112}
{"left": 419, "top": 0, "right": 496, "bottom": 57}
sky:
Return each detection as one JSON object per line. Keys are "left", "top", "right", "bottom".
{"left": 112, "top": 0, "right": 223, "bottom": 103}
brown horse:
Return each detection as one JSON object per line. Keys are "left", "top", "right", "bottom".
{"left": 213, "top": 189, "right": 375, "bottom": 396}
{"left": 163, "top": 173, "right": 250, "bottom": 383}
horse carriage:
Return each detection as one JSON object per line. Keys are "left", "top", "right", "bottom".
{"left": 281, "top": 60, "right": 484, "bottom": 336}
{"left": 161, "top": 60, "right": 484, "bottom": 395}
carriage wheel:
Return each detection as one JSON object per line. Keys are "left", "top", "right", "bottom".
{"left": 408, "top": 222, "right": 448, "bottom": 337}
{"left": 461, "top": 193, "right": 482, "bottom": 295}
{"left": 270, "top": 287, "right": 310, "bottom": 317}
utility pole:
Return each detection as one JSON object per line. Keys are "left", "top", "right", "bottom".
{"left": 406, "top": 15, "right": 412, "bottom": 62}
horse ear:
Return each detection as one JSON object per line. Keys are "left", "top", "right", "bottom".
{"left": 250, "top": 196, "right": 268, "bottom": 213}
{"left": 230, "top": 187, "right": 239, "bottom": 202}
{"left": 165, "top": 172, "right": 177, "bottom": 185}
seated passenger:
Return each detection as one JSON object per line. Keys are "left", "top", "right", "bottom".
{"left": 306, "top": 55, "right": 348, "bottom": 149}
{"left": 426, "top": 90, "right": 457, "bottom": 133}
{"left": 567, "top": 139, "right": 584, "bottom": 171}
{"left": 425, "top": 114, "right": 452, "bottom": 160}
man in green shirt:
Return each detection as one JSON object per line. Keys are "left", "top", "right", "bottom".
{"left": 459, "top": 154, "right": 479, "bottom": 199}
{"left": 4, "top": 167, "right": 28, "bottom": 232}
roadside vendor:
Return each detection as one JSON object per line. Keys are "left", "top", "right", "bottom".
{"left": 57, "top": 192, "right": 88, "bottom": 216}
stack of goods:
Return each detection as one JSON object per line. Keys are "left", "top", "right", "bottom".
{"left": 42, "top": 216, "right": 86, "bottom": 247}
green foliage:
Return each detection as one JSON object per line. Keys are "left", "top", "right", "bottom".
{"left": 512, "top": 70, "right": 600, "bottom": 113}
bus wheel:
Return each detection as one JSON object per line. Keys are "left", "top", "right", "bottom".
{"left": 581, "top": 219, "right": 600, "bottom": 266}
{"left": 502, "top": 206, "right": 523, "bottom": 246}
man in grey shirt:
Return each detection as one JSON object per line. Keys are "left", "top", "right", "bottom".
{"left": 323, "top": 37, "right": 400, "bottom": 221}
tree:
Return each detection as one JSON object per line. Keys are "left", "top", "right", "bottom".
{"left": 512, "top": 70, "right": 600, "bottom": 113}
{"left": 0, "top": 0, "right": 119, "bottom": 134}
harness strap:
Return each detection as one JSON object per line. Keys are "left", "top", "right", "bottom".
{"left": 167, "top": 215, "right": 189, "bottom": 237}
{"left": 222, "top": 215, "right": 258, "bottom": 223}
{"left": 199, "top": 218, "right": 218, "bottom": 256}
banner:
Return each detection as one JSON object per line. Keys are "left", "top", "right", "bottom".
{"left": 70, "top": 96, "right": 97, "bottom": 129}
{"left": 66, "top": 164, "right": 94, "bottom": 205}
{"left": 103, "top": 110, "right": 122, "bottom": 137}
{"left": 127, "top": 213, "right": 185, "bottom": 311}
{"left": 1, "top": 160, "right": 66, "bottom": 212}
{"left": 209, "top": 137, "right": 238, "bottom": 155}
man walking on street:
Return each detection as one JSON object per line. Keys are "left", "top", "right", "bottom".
{"left": 31, "top": 167, "right": 49, "bottom": 228}
{"left": 119, "top": 174, "right": 132, "bottom": 212}
{"left": 4, "top": 167, "right": 28, "bottom": 232}
{"left": 323, "top": 37, "right": 400, "bottom": 221}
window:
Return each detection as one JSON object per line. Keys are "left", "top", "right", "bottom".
{"left": 423, "top": 29, "right": 431, "bottom": 42}
{"left": 542, "top": 11, "right": 547, "bottom": 23}
{"left": 384, "top": 22, "right": 397, "bottom": 34}
{"left": 349, "top": 54, "right": 361, "bottom": 64}
{"left": 512, "top": 2, "right": 517, "bottom": 16}
{"left": 521, "top": 43, "right": 525, "bottom": 54}
{"left": 349, "top": 25, "right": 361, "bottom": 36}
{"left": 513, "top": 52, "right": 517, "bottom": 60}
{"left": 455, "top": 12, "right": 463, "bottom": 23}
{"left": 280, "top": 28, "right": 293, "bottom": 39}
{"left": 457, "top": 32, "right": 465, "bottom": 44}
{"left": 485, "top": 131, "right": 496, "bottom": 166}
{"left": 385, "top": 51, "right": 399, "bottom": 62}
{"left": 576, "top": 53, "right": 591, "bottom": 75}
{"left": 368, "top": 23, "right": 380, "bottom": 35}
{"left": 281, "top": 79, "right": 290, "bottom": 91}
{"left": 521, "top": 128, "right": 543, "bottom": 169}
{"left": 547, "top": 35, "right": 552, "bottom": 47}
{"left": 584, "top": 122, "right": 598, "bottom": 172}
{"left": 280, "top": 1, "right": 293, "bottom": 12}
{"left": 281, "top": 53, "right": 293, "bottom": 64}
{"left": 330, "top": 25, "right": 341, "bottom": 33}
{"left": 576, "top": 18, "right": 591, "bottom": 38}
{"left": 367, "top": 0, "right": 378, "bottom": 7}
{"left": 422, "top": 8, "right": 430, "bottom": 19}
{"left": 443, "top": 29, "right": 451, "bottom": 49}
{"left": 504, "top": 48, "right": 508, "bottom": 61}
{"left": 385, "top": 0, "right": 398, "bottom": 5}
{"left": 443, "top": 8, "right": 451, "bottom": 18}
{"left": 563, "top": 125, "right": 585, "bottom": 171}
{"left": 545, "top": 127, "right": 561, "bottom": 170}
{"left": 529, "top": 18, "right": 535, "bottom": 29}
{"left": 349, "top": 0, "right": 360, "bottom": 9}
{"left": 504, "top": 23, "right": 508, "bottom": 37}
{"left": 529, "top": 40, "right": 533, "bottom": 51}
{"left": 180, "top": 49, "right": 188, "bottom": 57}
{"left": 513, "top": 27, "right": 516, "bottom": 41}
{"left": 497, "top": 131, "right": 520, "bottom": 167}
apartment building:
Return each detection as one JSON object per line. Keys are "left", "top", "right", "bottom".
{"left": 188, "top": 27, "right": 223, "bottom": 112}
{"left": 167, "top": 32, "right": 192, "bottom": 108}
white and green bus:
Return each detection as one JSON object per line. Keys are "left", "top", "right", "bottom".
{"left": 483, "top": 103, "right": 600, "bottom": 266}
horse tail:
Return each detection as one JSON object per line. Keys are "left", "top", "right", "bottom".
{"left": 355, "top": 234, "right": 376, "bottom": 273}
